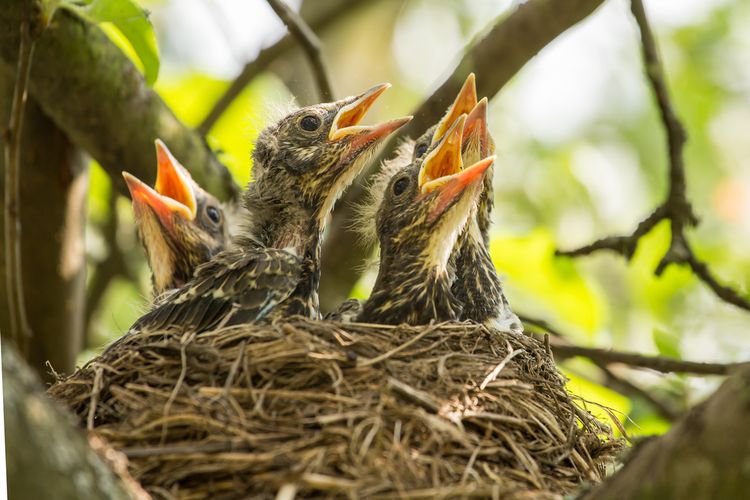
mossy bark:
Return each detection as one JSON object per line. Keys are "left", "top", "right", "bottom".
{"left": 3, "top": 343, "right": 132, "bottom": 500}
{"left": 0, "top": 0, "right": 238, "bottom": 202}
{"left": 0, "top": 72, "right": 87, "bottom": 381}
{"left": 586, "top": 367, "right": 750, "bottom": 500}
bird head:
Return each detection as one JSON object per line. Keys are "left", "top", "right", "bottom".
{"left": 415, "top": 96, "right": 494, "bottom": 197}
{"left": 123, "top": 140, "right": 228, "bottom": 293}
{"left": 412, "top": 73, "right": 478, "bottom": 162}
{"left": 250, "top": 84, "right": 412, "bottom": 228}
{"left": 377, "top": 116, "right": 493, "bottom": 272}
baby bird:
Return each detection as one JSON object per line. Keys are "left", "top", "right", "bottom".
{"left": 123, "top": 140, "right": 229, "bottom": 295}
{"left": 326, "top": 75, "right": 479, "bottom": 321}
{"left": 421, "top": 99, "right": 521, "bottom": 332}
{"left": 129, "top": 84, "right": 411, "bottom": 334}
{"left": 358, "top": 117, "right": 494, "bottom": 325}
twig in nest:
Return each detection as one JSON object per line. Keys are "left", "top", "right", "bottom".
{"left": 4, "top": 18, "right": 37, "bottom": 355}
{"left": 358, "top": 322, "right": 440, "bottom": 367}
{"left": 387, "top": 377, "right": 440, "bottom": 413}
{"left": 556, "top": 0, "right": 750, "bottom": 313}
{"left": 87, "top": 366, "right": 104, "bottom": 430}
{"left": 480, "top": 342, "right": 524, "bottom": 390}
{"left": 266, "top": 0, "right": 333, "bottom": 101}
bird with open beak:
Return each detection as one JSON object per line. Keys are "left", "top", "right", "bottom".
{"left": 358, "top": 116, "right": 494, "bottom": 325}
{"left": 122, "top": 140, "right": 230, "bottom": 296}
{"left": 127, "top": 84, "right": 412, "bottom": 334}
{"left": 418, "top": 85, "right": 522, "bottom": 332}
{"left": 326, "top": 74, "right": 480, "bottom": 321}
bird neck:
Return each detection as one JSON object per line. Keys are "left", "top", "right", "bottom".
{"left": 476, "top": 173, "right": 494, "bottom": 246}
{"left": 239, "top": 203, "right": 324, "bottom": 318}
{"left": 452, "top": 224, "right": 515, "bottom": 329}
{"left": 358, "top": 246, "right": 461, "bottom": 325}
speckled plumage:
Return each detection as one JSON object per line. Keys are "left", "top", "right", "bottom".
{"left": 348, "top": 77, "right": 521, "bottom": 331}
{"left": 129, "top": 85, "right": 410, "bottom": 334}
{"left": 358, "top": 120, "right": 491, "bottom": 325}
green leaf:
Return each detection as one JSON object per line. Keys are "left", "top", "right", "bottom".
{"left": 652, "top": 327, "right": 681, "bottom": 359}
{"left": 64, "top": 0, "right": 160, "bottom": 85}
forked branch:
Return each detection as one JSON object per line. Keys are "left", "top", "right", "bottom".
{"left": 557, "top": 0, "right": 750, "bottom": 312}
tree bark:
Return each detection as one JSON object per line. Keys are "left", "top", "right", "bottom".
{"left": 586, "top": 366, "right": 750, "bottom": 500}
{"left": 0, "top": 73, "right": 87, "bottom": 381}
{"left": 319, "top": 0, "right": 608, "bottom": 311}
{"left": 3, "top": 343, "right": 135, "bottom": 499}
{"left": 0, "top": 0, "right": 239, "bottom": 202}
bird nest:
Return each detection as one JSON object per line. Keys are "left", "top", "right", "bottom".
{"left": 49, "top": 319, "right": 623, "bottom": 499}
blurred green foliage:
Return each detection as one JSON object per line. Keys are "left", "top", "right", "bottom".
{"left": 82, "top": 0, "right": 750, "bottom": 441}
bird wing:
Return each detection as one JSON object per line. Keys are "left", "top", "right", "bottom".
{"left": 131, "top": 247, "right": 302, "bottom": 333}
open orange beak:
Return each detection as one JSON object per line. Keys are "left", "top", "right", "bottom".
{"left": 153, "top": 139, "right": 197, "bottom": 220}
{"left": 427, "top": 156, "right": 495, "bottom": 224}
{"left": 123, "top": 172, "right": 194, "bottom": 232}
{"left": 419, "top": 115, "right": 466, "bottom": 193}
{"left": 463, "top": 97, "right": 490, "bottom": 157}
{"left": 431, "top": 73, "right": 477, "bottom": 145}
{"left": 328, "top": 83, "right": 412, "bottom": 144}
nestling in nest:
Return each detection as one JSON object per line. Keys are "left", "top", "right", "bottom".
{"left": 50, "top": 319, "right": 622, "bottom": 499}
{"left": 50, "top": 79, "right": 624, "bottom": 498}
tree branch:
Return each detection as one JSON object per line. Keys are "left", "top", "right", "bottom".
{"left": 197, "top": 0, "right": 372, "bottom": 135}
{"left": 0, "top": 2, "right": 240, "bottom": 201}
{"left": 266, "top": 0, "right": 333, "bottom": 102}
{"left": 4, "top": 343, "right": 139, "bottom": 499}
{"left": 550, "top": 344, "right": 745, "bottom": 376}
{"left": 520, "top": 313, "right": 702, "bottom": 422}
{"left": 556, "top": 0, "right": 750, "bottom": 313}
{"left": 597, "top": 364, "right": 680, "bottom": 422}
{"left": 585, "top": 366, "right": 750, "bottom": 499}
{"left": 3, "top": 12, "right": 37, "bottom": 356}
{"left": 319, "top": 0, "right": 609, "bottom": 311}
{"left": 521, "top": 312, "right": 743, "bottom": 375}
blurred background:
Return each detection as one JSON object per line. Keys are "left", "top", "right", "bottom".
{"left": 48, "top": 0, "right": 750, "bottom": 437}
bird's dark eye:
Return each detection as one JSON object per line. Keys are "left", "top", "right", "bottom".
{"left": 300, "top": 115, "right": 321, "bottom": 132}
{"left": 206, "top": 205, "right": 222, "bottom": 225}
{"left": 414, "top": 143, "right": 428, "bottom": 159}
{"left": 393, "top": 177, "right": 409, "bottom": 196}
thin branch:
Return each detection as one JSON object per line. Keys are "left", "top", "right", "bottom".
{"left": 197, "top": 0, "right": 372, "bottom": 135}
{"left": 551, "top": 344, "right": 744, "bottom": 376}
{"left": 556, "top": 0, "right": 750, "bottom": 313}
{"left": 266, "top": 0, "right": 333, "bottom": 102}
{"left": 683, "top": 249, "right": 750, "bottom": 311}
{"left": 597, "top": 364, "right": 679, "bottom": 421}
{"left": 522, "top": 313, "right": 688, "bottom": 421}
{"left": 521, "top": 313, "right": 743, "bottom": 375}
{"left": 197, "top": 36, "right": 291, "bottom": 135}
{"left": 556, "top": 205, "right": 666, "bottom": 260}
{"left": 517, "top": 313, "right": 563, "bottom": 337}
{"left": 4, "top": 16, "right": 36, "bottom": 355}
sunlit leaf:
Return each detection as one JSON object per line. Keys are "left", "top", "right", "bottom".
{"left": 491, "top": 229, "right": 606, "bottom": 334}
{"left": 64, "top": 0, "right": 160, "bottom": 85}
{"left": 653, "top": 327, "right": 681, "bottom": 359}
